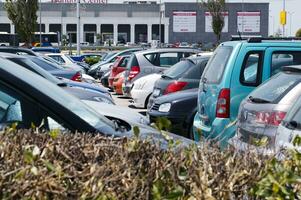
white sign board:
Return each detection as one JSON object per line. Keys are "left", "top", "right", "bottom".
{"left": 237, "top": 12, "right": 261, "bottom": 33}
{"left": 205, "top": 12, "right": 228, "bottom": 33}
{"left": 173, "top": 11, "right": 196, "bottom": 33}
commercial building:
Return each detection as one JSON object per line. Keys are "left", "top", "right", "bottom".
{"left": 0, "top": 1, "right": 269, "bottom": 44}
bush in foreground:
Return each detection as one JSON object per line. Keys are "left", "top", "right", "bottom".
{"left": 0, "top": 129, "right": 300, "bottom": 199}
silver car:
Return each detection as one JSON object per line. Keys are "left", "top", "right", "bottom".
{"left": 230, "top": 65, "right": 301, "bottom": 152}
{"left": 122, "top": 48, "right": 201, "bottom": 96}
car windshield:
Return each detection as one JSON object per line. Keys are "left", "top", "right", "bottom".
{"left": 202, "top": 46, "right": 232, "bottom": 84}
{"left": 163, "top": 60, "right": 194, "bottom": 79}
{"left": 0, "top": 58, "right": 115, "bottom": 130}
{"left": 249, "top": 72, "right": 301, "bottom": 103}
{"left": 64, "top": 54, "right": 76, "bottom": 63}
{"left": 103, "top": 52, "right": 117, "bottom": 61}
{"left": 9, "top": 57, "right": 62, "bottom": 85}
{"left": 29, "top": 56, "right": 65, "bottom": 70}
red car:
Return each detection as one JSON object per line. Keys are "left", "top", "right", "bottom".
{"left": 113, "top": 72, "right": 125, "bottom": 95}
{"left": 108, "top": 55, "right": 130, "bottom": 88}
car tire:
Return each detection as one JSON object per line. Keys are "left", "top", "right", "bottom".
{"left": 144, "top": 93, "right": 152, "bottom": 109}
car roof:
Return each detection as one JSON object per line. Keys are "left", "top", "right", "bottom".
{"left": 0, "top": 52, "right": 32, "bottom": 59}
{"left": 134, "top": 48, "right": 200, "bottom": 55}
{"left": 222, "top": 39, "right": 301, "bottom": 48}
{"left": 0, "top": 47, "right": 37, "bottom": 56}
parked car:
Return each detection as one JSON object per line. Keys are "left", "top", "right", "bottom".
{"left": 275, "top": 93, "right": 301, "bottom": 153}
{"left": 108, "top": 55, "right": 130, "bottom": 88}
{"left": 149, "top": 54, "right": 211, "bottom": 105}
{"left": 113, "top": 72, "right": 125, "bottom": 95}
{"left": 193, "top": 38, "right": 301, "bottom": 145}
{"left": 26, "top": 55, "right": 83, "bottom": 82}
{"left": 0, "top": 58, "right": 193, "bottom": 149}
{"left": 0, "top": 47, "right": 37, "bottom": 56}
{"left": 70, "top": 53, "right": 106, "bottom": 63}
{"left": 46, "top": 53, "right": 87, "bottom": 72}
{"left": 122, "top": 48, "right": 201, "bottom": 97}
{"left": 229, "top": 65, "right": 301, "bottom": 153}
{"left": 0, "top": 53, "right": 114, "bottom": 104}
{"left": 148, "top": 88, "right": 198, "bottom": 138}
{"left": 31, "top": 47, "right": 60, "bottom": 54}
{"left": 130, "top": 73, "right": 161, "bottom": 109}
{"left": 100, "top": 71, "right": 110, "bottom": 88}
{"left": 88, "top": 48, "right": 143, "bottom": 78}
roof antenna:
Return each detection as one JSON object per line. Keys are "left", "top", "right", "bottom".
{"left": 237, "top": 29, "right": 242, "bottom": 40}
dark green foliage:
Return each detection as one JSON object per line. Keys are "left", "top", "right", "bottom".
{"left": 4, "top": 0, "right": 38, "bottom": 47}
{"left": 200, "top": 0, "right": 225, "bottom": 44}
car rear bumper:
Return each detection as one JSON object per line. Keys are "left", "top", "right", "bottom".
{"left": 130, "top": 89, "right": 150, "bottom": 108}
{"left": 193, "top": 112, "right": 236, "bottom": 144}
{"left": 228, "top": 136, "right": 276, "bottom": 156}
{"left": 148, "top": 111, "right": 188, "bottom": 137}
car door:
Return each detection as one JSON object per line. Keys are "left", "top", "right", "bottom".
{"left": 264, "top": 47, "right": 301, "bottom": 77}
{"left": 229, "top": 46, "right": 266, "bottom": 121}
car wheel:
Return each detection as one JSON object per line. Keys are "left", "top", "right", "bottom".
{"left": 144, "top": 93, "right": 151, "bottom": 109}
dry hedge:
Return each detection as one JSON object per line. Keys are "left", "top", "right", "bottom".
{"left": 0, "top": 129, "right": 267, "bottom": 199}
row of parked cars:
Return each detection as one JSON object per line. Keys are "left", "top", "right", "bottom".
{"left": 0, "top": 46, "right": 195, "bottom": 149}
{"left": 96, "top": 38, "right": 301, "bottom": 154}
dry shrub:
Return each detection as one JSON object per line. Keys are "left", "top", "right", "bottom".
{"left": 0, "top": 129, "right": 267, "bottom": 199}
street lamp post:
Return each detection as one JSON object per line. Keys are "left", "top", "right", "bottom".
{"left": 76, "top": 0, "right": 80, "bottom": 55}
{"left": 39, "top": 0, "right": 42, "bottom": 46}
{"left": 159, "top": 0, "right": 161, "bottom": 47}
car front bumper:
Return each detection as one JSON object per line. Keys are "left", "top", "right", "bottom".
{"left": 130, "top": 88, "right": 150, "bottom": 108}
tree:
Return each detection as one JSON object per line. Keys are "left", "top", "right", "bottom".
{"left": 5, "top": 0, "right": 38, "bottom": 47}
{"left": 296, "top": 28, "right": 301, "bottom": 37}
{"left": 200, "top": 0, "right": 226, "bottom": 44}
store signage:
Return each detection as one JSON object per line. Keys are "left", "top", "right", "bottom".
{"left": 173, "top": 11, "right": 196, "bottom": 32}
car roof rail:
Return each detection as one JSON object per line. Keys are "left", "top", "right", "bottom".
{"left": 230, "top": 35, "right": 262, "bottom": 41}
{"left": 281, "top": 65, "right": 301, "bottom": 73}
{"left": 248, "top": 37, "right": 301, "bottom": 43}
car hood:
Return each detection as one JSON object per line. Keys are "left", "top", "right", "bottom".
{"left": 61, "top": 78, "right": 109, "bottom": 93}
{"left": 82, "top": 100, "right": 149, "bottom": 125}
{"left": 155, "top": 88, "right": 198, "bottom": 104}
{"left": 82, "top": 100, "right": 195, "bottom": 149}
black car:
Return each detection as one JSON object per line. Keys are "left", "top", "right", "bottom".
{"left": 148, "top": 88, "right": 198, "bottom": 138}
{"left": 149, "top": 55, "right": 210, "bottom": 106}
{"left": 0, "top": 53, "right": 114, "bottom": 104}
{"left": 0, "top": 57, "right": 193, "bottom": 149}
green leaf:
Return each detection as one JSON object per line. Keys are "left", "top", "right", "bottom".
{"left": 133, "top": 126, "right": 140, "bottom": 138}
{"left": 43, "top": 160, "right": 55, "bottom": 172}
{"left": 49, "top": 129, "right": 60, "bottom": 139}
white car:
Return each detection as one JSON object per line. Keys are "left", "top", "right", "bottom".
{"left": 275, "top": 95, "right": 301, "bottom": 152}
{"left": 83, "top": 100, "right": 149, "bottom": 125}
{"left": 46, "top": 53, "right": 85, "bottom": 73}
{"left": 130, "top": 73, "right": 161, "bottom": 108}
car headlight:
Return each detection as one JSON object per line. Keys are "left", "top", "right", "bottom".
{"left": 158, "top": 103, "right": 171, "bottom": 113}
{"left": 93, "top": 96, "right": 113, "bottom": 104}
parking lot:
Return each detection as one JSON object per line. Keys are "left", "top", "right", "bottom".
{"left": 110, "top": 91, "right": 147, "bottom": 116}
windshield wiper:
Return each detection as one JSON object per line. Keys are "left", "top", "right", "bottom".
{"left": 248, "top": 96, "right": 271, "bottom": 104}
{"left": 161, "top": 74, "right": 173, "bottom": 79}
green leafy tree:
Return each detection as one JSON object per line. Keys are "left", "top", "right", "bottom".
{"left": 200, "top": 0, "right": 226, "bottom": 44}
{"left": 5, "top": 0, "right": 38, "bottom": 47}
{"left": 296, "top": 28, "right": 301, "bottom": 37}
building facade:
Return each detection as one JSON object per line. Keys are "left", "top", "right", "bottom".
{"left": 0, "top": 2, "right": 269, "bottom": 44}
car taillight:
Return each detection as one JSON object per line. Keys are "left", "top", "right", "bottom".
{"left": 216, "top": 88, "right": 230, "bottom": 118}
{"left": 128, "top": 66, "right": 140, "bottom": 81}
{"left": 255, "top": 111, "right": 286, "bottom": 126}
{"left": 164, "top": 81, "right": 188, "bottom": 95}
{"left": 71, "top": 72, "right": 82, "bottom": 82}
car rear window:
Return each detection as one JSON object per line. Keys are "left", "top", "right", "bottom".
{"left": 126, "top": 54, "right": 139, "bottom": 69}
{"left": 202, "top": 46, "right": 232, "bottom": 84}
{"left": 249, "top": 72, "right": 301, "bottom": 103}
{"left": 30, "top": 57, "right": 62, "bottom": 71}
{"left": 182, "top": 60, "right": 208, "bottom": 79}
{"left": 163, "top": 60, "right": 194, "bottom": 79}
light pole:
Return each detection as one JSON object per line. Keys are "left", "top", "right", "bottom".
{"left": 76, "top": 0, "right": 80, "bottom": 55}
{"left": 39, "top": 0, "right": 42, "bottom": 46}
{"left": 282, "top": 0, "right": 286, "bottom": 37}
{"left": 159, "top": 0, "right": 161, "bottom": 47}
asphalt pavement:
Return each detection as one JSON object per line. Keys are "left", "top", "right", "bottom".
{"left": 111, "top": 92, "right": 147, "bottom": 116}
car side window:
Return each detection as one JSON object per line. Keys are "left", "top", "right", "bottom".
{"left": 240, "top": 51, "right": 263, "bottom": 86}
{"left": 0, "top": 91, "right": 22, "bottom": 124}
{"left": 159, "top": 52, "right": 178, "bottom": 67}
{"left": 271, "top": 51, "right": 301, "bottom": 75}
{"left": 144, "top": 53, "right": 159, "bottom": 66}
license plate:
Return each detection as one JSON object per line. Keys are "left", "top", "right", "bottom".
{"left": 153, "top": 89, "right": 160, "bottom": 96}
